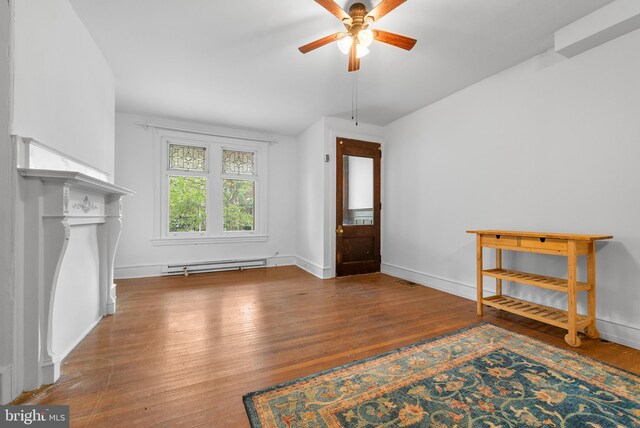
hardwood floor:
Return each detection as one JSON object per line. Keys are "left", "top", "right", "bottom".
{"left": 16, "top": 266, "right": 640, "bottom": 427}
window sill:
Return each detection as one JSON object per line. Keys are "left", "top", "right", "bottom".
{"left": 151, "top": 235, "right": 268, "bottom": 246}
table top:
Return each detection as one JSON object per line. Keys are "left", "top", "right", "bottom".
{"left": 466, "top": 230, "right": 613, "bottom": 241}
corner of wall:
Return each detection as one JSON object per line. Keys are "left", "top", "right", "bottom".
{"left": 0, "top": 0, "right": 19, "bottom": 406}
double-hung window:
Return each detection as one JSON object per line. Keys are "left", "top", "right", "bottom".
{"left": 154, "top": 131, "right": 268, "bottom": 244}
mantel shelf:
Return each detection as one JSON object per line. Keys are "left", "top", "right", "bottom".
{"left": 482, "top": 268, "right": 591, "bottom": 292}
{"left": 18, "top": 168, "right": 133, "bottom": 196}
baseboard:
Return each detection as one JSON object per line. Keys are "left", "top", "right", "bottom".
{"left": 115, "top": 256, "right": 297, "bottom": 279}
{"left": 114, "top": 264, "right": 162, "bottom": 279}
{"left": 595, "top": 319, "right": 640, "bottom": 350}
{"left": 266, "top": 255, "right": 297, "bottom": 268}
{"left": 0, "top": 364, "right": 15, "bottom": 405}
{"left": 381, "top": 262, "right": 495, "bottom": 300}
{"left": 296, "top": 256, "right": 332, "bottom": 279}
{"left": 56, "top": 317, "right": 103, "bottom": 365}
{"left": 381, "top": 262, "right": 640, "bottom": 350}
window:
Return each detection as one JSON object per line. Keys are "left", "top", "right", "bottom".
{"left": 222, "top": 150, "right": 256, "bottom": 232}
{"left": 154, "top": 131, "right": 268, "bottom": 245}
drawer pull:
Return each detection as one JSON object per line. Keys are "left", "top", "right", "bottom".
{"left": 496, "top": 235, "right": 501, "bottom": 239}
{"left": 540, "top": 238, "right": 546, "bottom": 243}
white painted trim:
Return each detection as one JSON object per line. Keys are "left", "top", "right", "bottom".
{"left": 381, "top": 262, "right": 640, "bottom": 350}
{"left": 0, "top": 364, "right": 13, "bottom": 405}
{"left": 296, "top": 256, "right": 331, "bottom": 279}
{"left": 18, "top": 168, "right": 132, "bottom": 196}
{"left": 266, "top": 255, "right": 297, "bottom": 267}
{"left": 381, "top": 262, "right": 494, "bottom": 301}
{"left": 151, "top": 234, "right": 268, "bottom": 245}
{"left": 115, "top": 255, "right": 297, "bottom": 279}
{"left": 115, "top": 264, "right": 162, "bottom": 279}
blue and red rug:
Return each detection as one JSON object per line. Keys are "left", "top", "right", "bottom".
{"left": 244, "top": 323, "right": 639, "bottom": 427}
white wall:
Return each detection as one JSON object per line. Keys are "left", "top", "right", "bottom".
{"left": 114, "top": 113, "right": 298, "bottom": 278}
{"left": 296, "top": 118, "right": 326, "bottom": 276}
{"left": 0, "top": 0, "right": 15, "bottom": 405}
{"left": 383, "top": 29, "right": 640, "bottom": 348}
{"left": 296, "top": 117, "right": 383, "bottom": 278}
{"left": 11, "top": 0, "right": 115, "bottom": 180}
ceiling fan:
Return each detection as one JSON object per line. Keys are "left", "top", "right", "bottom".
{"left": 299, "top": 0, "right": 417, "bottom": 72}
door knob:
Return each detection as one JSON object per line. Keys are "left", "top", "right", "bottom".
{"left": 336, "top": 225, "right": 344, "bottom": 234}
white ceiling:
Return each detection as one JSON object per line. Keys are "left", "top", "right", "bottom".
{"left": 69, "top": 0, "right": 613, "bottom": 136}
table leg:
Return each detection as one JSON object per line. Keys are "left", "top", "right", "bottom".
{"left": 495, "top": 248, "right": 502, "bottom": 297}
{"left": 565, "top": 240, "right": 581, "bottom": 347}
{"left": 477, "top": 236, "right": 483, "bottom": 316}
{"left": 585, "top": 241, "right": 600, "bottom": 338}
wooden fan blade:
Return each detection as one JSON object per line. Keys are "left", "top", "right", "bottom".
{"left": 366, "top": 0, "right": 406, "bottom": 22}
{"left": 314, "top": 0, "right": 352, "bottom": 24}
{"left": 299, "top": 32, "right": 342, "bottom": 54}
{"left": 348, "top": 44, "right": 360, "bottom": 72}
{"left": 373, "top": 29, "right": 417, "bottom": 50}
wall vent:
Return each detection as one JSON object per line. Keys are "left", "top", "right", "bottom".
{"left": 162, "top": 258, "right": 266, "bottom": 276}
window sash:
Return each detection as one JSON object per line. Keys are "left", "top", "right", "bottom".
{"left": 168, "top": 142, "right": 209, "bottom": 172}
{"left": 167, "top": 175, "right": 208, "bottom": 234}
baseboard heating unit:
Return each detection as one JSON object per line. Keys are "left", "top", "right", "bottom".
{"left": 162, "top": 258, "right": 267, "bottom": 276}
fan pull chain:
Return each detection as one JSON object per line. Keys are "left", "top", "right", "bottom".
{"left": 351, "top": 72, "right": 359, "bottom": 126}
{"left": 355, "top": 71, "right": 358, "bottom": 126}
{"left": 351, "top": 73, "right": 355, "bottom": 121}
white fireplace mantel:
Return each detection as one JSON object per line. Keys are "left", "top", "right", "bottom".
{"left": 19, "top": 168, "right": 133, "bottom": 389}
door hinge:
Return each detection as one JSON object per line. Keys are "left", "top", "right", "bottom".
{"left": 380, "top": 202, "right": 382, "bottom": 210}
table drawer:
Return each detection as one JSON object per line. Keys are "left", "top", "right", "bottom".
{"left": 482, "top": 234, "right": 519, "bottom": 247}
{"left": 520, "top": 237, "right": 567, "bottom": 252}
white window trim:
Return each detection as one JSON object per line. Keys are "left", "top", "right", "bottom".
{"left": 152, "top": 128, "right": 268, "bottom": 245}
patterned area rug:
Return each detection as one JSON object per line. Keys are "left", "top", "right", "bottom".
{"left": 243, "top": 323, "right": 640, "bottom": 427}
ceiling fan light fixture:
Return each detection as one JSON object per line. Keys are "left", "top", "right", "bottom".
{"left": 299, "top": 0, "right": 416, "bottom": 72}
{"left": 355, "top": 44, "right": 370, "bottom": 58}
{"left": 337, "top": 34, "right": 353, "bottom": 54}
{"left": 357, "top": 29, "right": 374, "bottom": 48}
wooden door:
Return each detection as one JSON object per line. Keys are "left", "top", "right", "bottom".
{"left": 336, "top": 137, "right": 381, "bottom": 276}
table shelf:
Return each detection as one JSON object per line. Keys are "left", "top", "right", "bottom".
{"left": 483, "top": 295, "right": 591, "bottom": 330}
{"left": 482, "top": 268, "right": 591, "bottom": 293}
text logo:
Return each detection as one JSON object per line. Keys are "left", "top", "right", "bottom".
{"left": 0, "top": 406, "right": 69, "bottom": 427}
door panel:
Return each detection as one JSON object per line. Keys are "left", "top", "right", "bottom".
{"left": 336, "top": 138, "right": 381, "bottom": 276}
{"left": 343, "top": 235, "right": 375, "bottom": 262}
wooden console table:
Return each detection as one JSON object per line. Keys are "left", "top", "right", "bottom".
{"left": 467, "top": 230, "right": 612, "bottom": 347}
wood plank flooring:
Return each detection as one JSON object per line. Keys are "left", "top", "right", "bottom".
{"left": 15, "top": 266, "right": 640, "bottom": 427}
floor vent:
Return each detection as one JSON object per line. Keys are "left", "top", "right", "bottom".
{"left": 162, "top": 258, "right": 267, "bottom": 276}
{"left": 397, "top": 279, "right": 418, "bottom": 286}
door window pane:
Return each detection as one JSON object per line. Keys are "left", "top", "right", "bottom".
{"left": 343, "top": 155, "right": 374, "bottom": 225}
{"left": 223, "top": 179, "right": 255, "bottom": 231}
{"left": 169, "top": 176, "right": 207, "bottom": 232}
